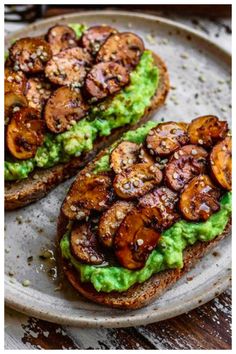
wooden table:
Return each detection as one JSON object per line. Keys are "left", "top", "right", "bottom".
{"left": 5, "top": 6, "right": 231, "bottom": 350}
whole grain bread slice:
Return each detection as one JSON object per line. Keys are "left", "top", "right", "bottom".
{"left": 5, "top": 52, "right": 169, "bottom": 210}
{"left": 57, "top": 210, "right": 231, "bottom": 310}
{"left": 56, "top": 136, "right": 231, "bottom": 310}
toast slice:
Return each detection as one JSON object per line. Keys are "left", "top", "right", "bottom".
{"left": 5, "top": 52, "right": 169, "bottom": 210}
{"left": 56, "top": 142, "right": 231, "bottom": 310}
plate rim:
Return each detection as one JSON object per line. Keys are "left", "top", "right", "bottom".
{"left": 5, "top": 10, "right": 232, "bottom": 328}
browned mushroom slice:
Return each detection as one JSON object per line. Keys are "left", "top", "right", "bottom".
{"left": 110, "top": 141, "right": 140, "bottom": 173}
{"left": 139, "top": 187, "right": 179, "bottom": 231}
{"left": 210, "top": 136, "right": 232, "bottom": 191}
{"left": 44, "top": 86, "right": 88, "bottom": 133}
{"left": 179, "top": 175, "right": 220, "bottom": 221}
{"left": 96, "top": 32, "right": 144, "bottom": 71}
{"left": 70, "top": 223, "right": 104, "bottom": 265}
{"left": 46, "top": 25, "right": 77, "bottom": 55}
{"left": 113, "top": 163, "right": 163, "bottom": 199}
{"left": 146, "top": 122, "right": 189, "bottom": 157}
{"left": 5, "top": 92, "right": 28, "bottom": 125}
{"left": 188, "top": 115, "right": 228, "bottom": 148}
{"left": 6, "top": 107, "right": 45, "bottom": 160}
{"left": 81, "top": 25, "right": 118, "bottom": 55}
{"left": 26, "top": 77, "right": 52, "bottom": 113}
{"left": 62, "top": 173, "right": 113, "bottom": 220}
{"left": 9, "top": 37, "right": 52, "bottom": 73}
{"left": 45, "top": 47, "right": 92, "bottom": 87}
{"left": 114, "top": 208, "right": 161, "bottom": 270}
{"left": 98, "top": 200, "right": 133, "bottom": 248}
{"left": 165, "top": 145, "right": 208, "bottom": 191}
{"left": 139, "top": 147, "right": 155, "bottom": 165}
{"left": 5, "top": 68, "right": 26, "bottom": 94}
{"left": 85, "top": 62, "right": 130, "bottom": 101}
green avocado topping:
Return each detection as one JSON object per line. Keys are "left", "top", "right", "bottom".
{"left": 69, "top": 23, "right": 87, "bottom": 39}
{"left": 5, "top": 50, "right": 159, "bottom": 181}
{"left": 60, "top": 192, "right": 231, "bottom": 293}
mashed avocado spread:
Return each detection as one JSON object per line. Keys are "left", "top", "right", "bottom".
{"left": 60, "top": 192, "right": 231, "bottom": 292}
{"left": 5, "top": 48, "right": 159, "bottom": 181}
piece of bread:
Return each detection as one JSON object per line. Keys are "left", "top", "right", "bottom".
{"left": 56, "top": 141, "right": 231, "bottom": 310}
{"left": 5, "top": 52, "right": 169, "bottom": 210}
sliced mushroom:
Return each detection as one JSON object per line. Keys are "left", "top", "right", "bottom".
{"left": 188, "top": 115, "right": 228, "bottom": 148}
{"left": 98, "top": 200, "right": 133, "bottom": 248}
{"left": 146, "top": 122, "right": 189, "bottom": 157}
{"left": 44, "top": 86, "right": 89, "bottom": 133}
{"left": 139, "top": 187, "right": 179, "bottom": 231}
{"left": 85, "top": 62, "right": 130, "bottom": 101}
{"left": 5, "top": 92, "right": 28, "bottom": 125}
{"left": 179, "top": 175, "right": 220, "bottom": 221}
{"left": 5, "top": 68, "right": 26, "bottom": 94}
{"left": 45, "top": 47, "right": 92, "bottom": 87}
{"left": 110, "top": 141, "right": 140, "bottom": 173}
{"left": 70, "top": 222, "right": 104, "bottom": 265}
{"left": 26, "top": 77, "right": 52, "bottom": 113}
{"left": 96, "top": 32, "right": 144, "bottom": 71}
{"left": 81, "top": 25, "right": 118, "bottom": 55}
{"left": 46, "top": 25, "right": 77, "bottom": 55}
{"left": 6, "top": 107, "right": 45, "bottom": 159}
{"left": 113, "top": 163, "right": 163, "bottom": 199}
{"left": 210, "top": 136, "right": 232, "bottom": 191}
{"left": 62, "top": 173, "right": 113, "bottom": 220}
{"left": 165, "top": 145, "right": 208, "bottom": 191}
{"left": 114, "top": 208, "right": 161, "bottom": 270}
{"left": 9, "top": 37, "right": 52, "bottom": 73}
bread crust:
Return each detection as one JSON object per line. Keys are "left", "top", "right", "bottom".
{"left": 5, "top": 52, "right": 169, "bottom": 210}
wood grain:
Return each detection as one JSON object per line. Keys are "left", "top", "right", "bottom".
{"left": 5, "top": 289, "right": 231, "bottom": 349}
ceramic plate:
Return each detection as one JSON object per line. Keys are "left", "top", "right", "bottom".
{"left": 5, "top": 11, "right": 231, "bottom": 328}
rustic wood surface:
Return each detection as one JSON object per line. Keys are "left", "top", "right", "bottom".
{"left": 4, "top": 5, "right": 231, "bottom": 350}
{"left": 5, "top": 289, "right": 231, "bottom": 349}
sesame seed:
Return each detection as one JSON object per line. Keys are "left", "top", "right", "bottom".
{"left": 198, "top": 75, "right": 206, "bottom": 83}
{"left": 174, "top": 152, "right": 179, "bottom": 159}
{"left": 136, "top": 239, "right": 144, "bottom": 246}
{"left": 123, "top": 182, "right": 130, "bottom": 190}
{"left": 90, "top": 255, "right": 98, "bottom": 262}
{"left": 12, "top": 106, "right": 20, "bottom": 112}
{"left": 76, "top": 211, "right": 86, "bottom": 219}
{"left": 70, "top": 205, "right": 77, "bottom": 211}
{"left": 191, "top": 149, "right": 197, "bottom": 155}
{"left": 161, "top": 141, "right": 167, "bottom": 147}
{"left": 180, "top": 52, "right": 189, "bottom": 59}
{"left": 173, "top": 172, "right": 179, "bottom": 179}
{"left": 22, "top": 280, "right": 31, "bottom": 287}
{"left": 133, "top": 180, "right": 140, "bottom": 187}
{"left": 198, "top": 139, "right": 203, "bottom": 145}
{"left": 116, "top": 211, "right": 124, "bottom": 220}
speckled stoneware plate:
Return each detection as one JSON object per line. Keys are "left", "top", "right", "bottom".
{"left": 5, "top": 11, "right": 231, "bottom": 328}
